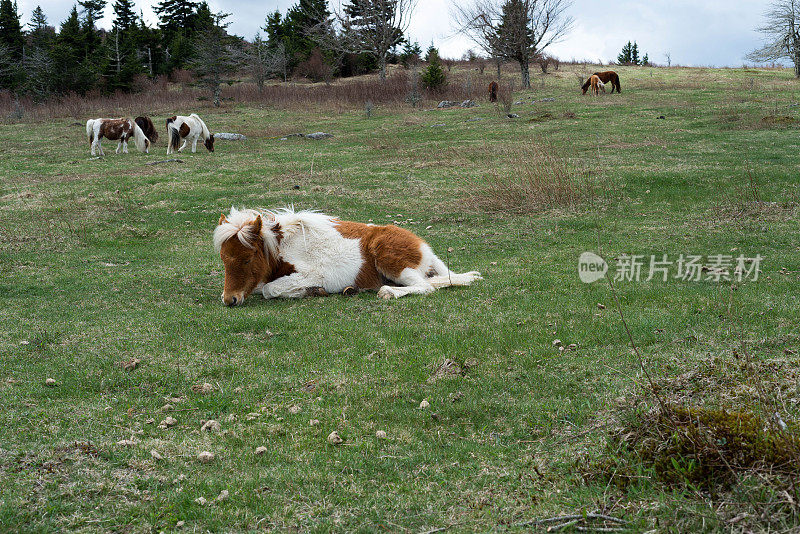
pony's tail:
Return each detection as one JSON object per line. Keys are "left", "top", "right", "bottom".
{"left": 131, "top": 120, "right": 150, "bottom": 153}
{"left": 616, "top": 75, "right": 621, "bottom": 93}
{"left": 169, "top": 125, "right": 181, "bottom": 153}
{"left": 86, "top": 119, "right": 95, "bottom": 144}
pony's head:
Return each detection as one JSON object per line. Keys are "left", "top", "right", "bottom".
{"left": 213, "top": 208, "right": 279, "bottom": 306}
{"left": 204, "top": 134, "right": 215, "bottom": 152}
{"left": 581, "top": 78, "right": 591, "bottom": 94}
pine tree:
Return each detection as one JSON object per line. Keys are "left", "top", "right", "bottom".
{"left": 113, "top": 0, "right": 137, "bottom": 31}
{"left": 642, "top": 53, "right": 649, "bottom": 66}
{"left": 28, "top": 5, "right": 54, "bottom": 48}
{"left": 154, "top": 0, "right": 198, "bottom": 36}
{"left": 493, "top": 0, "right": 535, "bottom": 88}
{"left": 631, "top": 41, "right": 639, "bottom": 65}
{"left": 51, "top": 6, "right": 97, "bottom": 93}
{"left": 0, "top": 0, "right": 24, "bottom": 59}
{"left": 420, "top": 44, "right": 446, "bottom": 90}
{"left": 617, "top": 41, "right": 632, "bottom": 64}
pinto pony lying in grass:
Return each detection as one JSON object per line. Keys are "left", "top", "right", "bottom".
{"left": 214, "top": 207, "right": 483, "bottom": 306}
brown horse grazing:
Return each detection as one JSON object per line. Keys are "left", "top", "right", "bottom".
{"left": 134, "top": 116, "right": 158, "bottom": 143}
{"left": 582, "top": 71, "right": 621, "bottom": 94}
{"left": 489, "top": 81, "right": 499, "bottom": 102}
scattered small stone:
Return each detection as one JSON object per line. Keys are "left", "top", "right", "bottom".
{"left": 465, "top": 117, "right": 485, "bottom": 122}
{"left": 426, "top": 225, "right": 433, "bottom": 230}
{"left": 567, "top": 343, "right": 578, "bottom": 350}
{"left": 490, "top": 261, "right": 498, "bottom": 265}
{"left": 375, "top": 430, "right": 388, "bottom": 439}
{"left": 507, "top": 113, "right": 519, "bottom": 118}
{"left": 429, "top": 123, "right": 446, "bottom": 128}
{"left": 225, "top": 414, "right": 237, "bottom": 423}
{"left": 431, "top": 413, "right": 440, "bottom": 421}
{"left": 176, "top": 521, "right": 185, "bottom": 527}
{"left": 158, "top": 416, "right": 177, "bottom": 429}
{"left": 216, "top": 490, "right": 229, "bottom": 502}
{"left": 305, "top": 132, "right": 332, "bottom": 140}
{"left": 145, "top": 418, "right": 155, "bottom": 425}
{"left": 539, "top": 97, "right": 556, "bottom": 102}
{"left": 233, "top": 386, "right": 243, "bottom": 393}
{"left": 419, "top": 399, "right": 430, "bottom": 410}
{"left": 450, "top": 391, "right": 465, "bottom": 403}
{"left": 121, "top": 358, "right": 141, "bottom": 371}
{"left": 255, "top": 446, "right": 268, "bottom": 455}
{"left": 657, "top": 115, "right": 666, "bottom": 119}
{"left": 288, "top": 405, "right": 301, "bottom": 415}
{"left": 195, "top": 497, "right": 208, "bottom": 506}
{"left": 44, "top": 378, "right": 56, "bottom": 387}
{"left": 552, "top": 339, "right": 563, "bottom": 347}
{"left": 246, "top": 412, "right": 261, "bottom": 420}
{"left": 201, "top": 420, "right": 221, "bottom": 433}
{"left": 116, "top": 439, "right": 137, "bottom": 446}
{"left": 461, "top": 100, "right": 476, "bottom": 108}
{"left": 514, "top": 101, "right": 524, "bottom": 105}
{"left": 327, "top": 430, "right": 343, "bottom": 445}
{"left": 150, "top": 449, "right": 164, "bottom": 461}
{"left": 161, "top": 404, "right": 173, "bottom": 412}
{"left": 191, "top": 383, "right": 214, "bottom": 394}
{"left": 437, "top": 100, "right": 457, "bottom": 108}
{"left": 463, "top": 358, "right": 479, "bottom": 369}
{"left": 597, "top": 303, "right": 606, "bottom": 310}
{"left": 309, "top": 419, "right": 320, "bottom": 426}
{"left": 197, "top": 451, "right": 215, "bottom": 464}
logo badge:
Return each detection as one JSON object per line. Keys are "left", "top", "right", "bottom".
{"left": 578, "top": 252, "right": 608, "bottom": 283}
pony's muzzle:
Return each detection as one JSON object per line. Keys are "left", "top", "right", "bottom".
{"left": 222, "top": 292, "right": 244, "bottom": 307}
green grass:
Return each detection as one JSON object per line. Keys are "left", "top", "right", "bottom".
{"left": 1, "top": 64, "right": 799, "bottom": 532}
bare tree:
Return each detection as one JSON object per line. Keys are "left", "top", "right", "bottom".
{"left": 747, "top": 0, "right": 800, "bottom": 77}
{"left": 453, "top": 0, "right": 573, "bottom": 88}
{"left": 312, "top": 0, "right": 417, "bottom": 81}
{"left": 191, "top": 25, "right": 242, "bottom": 107}
{"left": 246, "top": 35, "right": 290, "bottom": 88}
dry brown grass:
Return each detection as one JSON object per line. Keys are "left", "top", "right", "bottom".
{"left": 471, "top": 142, "right": 596, "bottom": 213}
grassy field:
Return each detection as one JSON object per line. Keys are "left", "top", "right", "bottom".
{"left": 1, "top": 64, "right": 799, "bottom": 532}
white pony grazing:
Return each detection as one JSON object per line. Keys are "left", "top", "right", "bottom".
{"left": 85, "top": 117, "right": 150, "bottom": 156}
{"left": 213, "top": 207, "right": 483, "bottom": 306}
{"left": 166, "top": 114, "right": 215, "bottom": 154}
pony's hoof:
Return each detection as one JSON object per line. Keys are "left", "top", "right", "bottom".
{"left": 306, "top": 287, "right": 328, "bottom": 298}
{"left": 377, "top": 286, "right": 397, "bottom": 300}
{"left": 342, "top": 286, "right": 358, "bottom": 297}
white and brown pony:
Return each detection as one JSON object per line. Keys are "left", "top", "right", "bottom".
{"left": 589, "top": 74, "right": 605, "bottom": 96}
{"left": 166, "top": 114, "right": 214, "bottom": 154}
{"left": 86, "top": 117, "right": 150, "bottom": 156}
{"left": 213, "top": 207, "right": 483, "bottom": 306}
{"left": 134, "top": 116, "right": 158, "bottom": 144}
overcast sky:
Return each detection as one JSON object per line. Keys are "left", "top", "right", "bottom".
{"left": 18, "top": 0, "right": 777, "bottom": 67}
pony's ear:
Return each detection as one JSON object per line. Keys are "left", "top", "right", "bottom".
{"left": 219, "top": 213, "right": 228, "bottom": 226}
{"left": 251, "top": 215, "right": 263, "bottom": 234}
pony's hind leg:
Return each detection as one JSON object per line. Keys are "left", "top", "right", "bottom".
{"left": 122, "top": 139, "right": 129, "bottom": 153}
{"left": 377, "top": 268, "right": 435, "bottom": 300}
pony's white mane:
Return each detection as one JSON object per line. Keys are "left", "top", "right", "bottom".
{"left": 213, "top": 206, "right": 335, "bottom": 255}
{"left": 190, "top": 113, "right": 211, "bottom": 139}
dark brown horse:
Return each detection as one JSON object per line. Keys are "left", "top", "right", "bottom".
{"left": 489, "top": 81, "right": 499, "bottom": 102}
{"left": 582, "top": 71, "right": 621, "bottom": 94}
{"left": 134, "top": 116, "right": 158, "bottom": 143}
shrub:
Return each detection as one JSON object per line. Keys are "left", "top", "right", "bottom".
{"left": 296, "top": 48, "right": 333, "bottom": 83}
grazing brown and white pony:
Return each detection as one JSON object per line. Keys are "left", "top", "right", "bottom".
{"left": 134, "top": 116, "right": 158, "bottom": 144}
{"left": 213, "top": 207, "right": 483, "bottom": 306}
{"left": 166, "top": 114, "right": 214, "bottom": 154}
{"left": 86, "top": 117, "right": 150, "bottom": 156}
{"left": 582, "top": 71, "right": 621, "bottom": 94}
{"left": 589, "top": 75, "right": 605, "bottom": 96}
{"left": 489, "top": 81, "right": 499, "bottom": 102}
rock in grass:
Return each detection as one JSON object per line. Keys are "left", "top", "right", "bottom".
{"left": 44, "top": 378, "right": 57, "bottom": 387}
{"left": 150, "top": 449, "right": 164, "bottom": 461}
{"left": 214, "top": 132, "right": 247, "bottom": 141}
{"left": 201, "top": 420, "right": 221, "bottom": 433}
{"left": 288, "top": 405, "right": 301, "bottom": 415}
{"left": 309, "top": 419, "right": 320, "bottom": 426}
{"left": 191, "top": 383, "right": 214, "bottom": 394}
{"left": 195, "top": 497, "right": 208, "bottom": 506}
{"left": 419, "top": 400, "right": 430, "bottom": 410}
{"left": 121, "top": 358, "right": 141, "bottom": 371}
{"left": 161, "top": 404, "right": 173, "bottom": 412}
{"left": 375, "top": 430, "right": 387, "bottom": 439}
{"left": 255, "top": 446, "right": 268, "bottom": 456}
{"left": 197, "top": 451, "right": 215, "bottom": 464}
{"left": 305, "top": 132, "right": 332, "bottom": 140}
{"left": 216, "top": 490, "right": 229, "bottom": 502}
{"left": 327, "top": 431, "right": 343, "bottom": 445}
{"left": 116, "top": 439, "right": 137, "bottom": 447}
{"left": 597, "top": 303, "right": 606, "bottom": 310}
{"left": 552, "top": 339, "right": 562, "bottom": 347}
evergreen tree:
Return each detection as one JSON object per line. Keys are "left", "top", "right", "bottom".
{"left": 190, "top": 10, "right": 240, "bottom": 107}
{"left": 112, "top": 0, "right": 137, "bottom": 31}
{"left": 28, "top": 5, "right": 54, "bottom": 48}
{"left": 154, "top": 0, "right": 199, "bottom": 70}
{"left": 399, "top": 39, "right": 421, "bottom": 67}
{"left": 107, "top": 0, "right": 144, "bottom": 91}
{"left": 51, "top": 6, "right": 97, "bottom": 93}
{"left": 420, "top": 44, "right": 446, "bottom": 90}
{"left": 642, "top": 53, "right": 649, "bottom": 66}
{"left": 25, "top": 6, "right": 56, "bottom": 97}
{"left": 0, "top": 0, "right": 24, "bottom": 58}
{"left": 617, "top": 41, "right": 632, "bottom": 64}
{"left": 631, "top": 41, "right": 639, "bottom": 65}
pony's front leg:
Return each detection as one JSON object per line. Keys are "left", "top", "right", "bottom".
{"left": 191, "top": 137, "right": 198, "bottom": 153}
{"left": 178, "top": 140, "right": 187, "bottom": 152}
{"left": 262, "top": 273, "right": 323, "bottom": 299}
{"left": 122, "top": 139, "right": 129, "bottom": 154}
{"left": 115, "top": 140, "right": 122, "bottom": 154}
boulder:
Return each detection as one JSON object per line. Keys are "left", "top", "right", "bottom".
{"left": 305, "top": 132, "right": 333, "bottom": 140}
{"left": 214, "top": 132, "right": 247, "bottom": 141}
